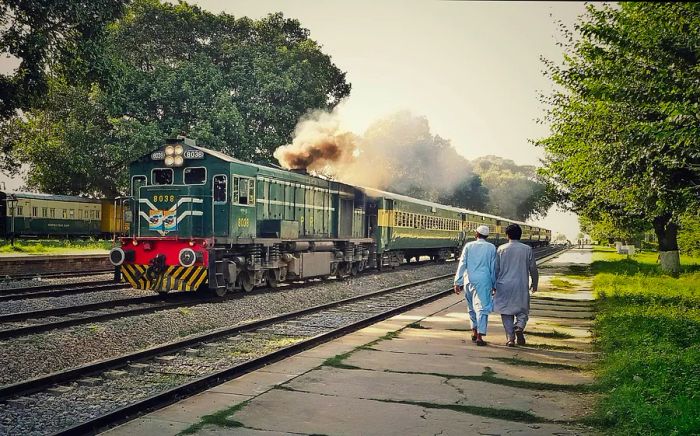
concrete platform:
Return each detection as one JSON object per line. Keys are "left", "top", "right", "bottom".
{"left": 103, "top": 249, "right": 597, "bottom": 436}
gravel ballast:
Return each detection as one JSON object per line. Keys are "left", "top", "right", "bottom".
{"left": 0, "top": 262, "right": 455, "bottom": 385}
{"left": 0, "top": 273, "right": 114, "bottom": 291}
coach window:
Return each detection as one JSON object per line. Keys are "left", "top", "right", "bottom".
{"left": 184, "top": 167, "right": 207, "bottom": 185}
{"left": 131, "top": 175, "right": 147, "bottom": 196}
{"left": 213, "top": 175, "right": 227, "bottom": 204}
{"left": 42, "top": 207, "right": 47, "bottom": 218}
{"left": 151, "top": 168, "right": 173, "bottom": 185}
{"left": 32, "top": 207, "right": 37, "bottom": 217}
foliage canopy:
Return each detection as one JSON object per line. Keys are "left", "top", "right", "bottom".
{"left": 537, "top": 3, "right": 700, "bottom": 261}
{"left": 4, "top": 0, "right": 351, "bottom": 196}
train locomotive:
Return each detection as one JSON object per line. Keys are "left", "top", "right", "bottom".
{"left": 110, "top": 137, "right": 551, "bottom": 295}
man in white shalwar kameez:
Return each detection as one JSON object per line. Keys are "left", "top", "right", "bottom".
{"left": 453, "top": 225, "right": 496, "bottom": 346}
{"left": 494, "top": 224, "right": 539, "bottom": 347}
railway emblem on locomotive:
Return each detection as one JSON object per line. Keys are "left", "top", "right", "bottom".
{"left": 148, "top": 209, "right": 178, "bottom": 233}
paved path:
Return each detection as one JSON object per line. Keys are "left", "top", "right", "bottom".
{"left": 104, "top": 249, "right": 596, "bottom": 436}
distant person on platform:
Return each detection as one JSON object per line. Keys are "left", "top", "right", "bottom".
{"left": 494, "top": 224, "right": 539, "bottom": 347}
{"left": 453, "top": 225, "right": 496, "bottom": 346}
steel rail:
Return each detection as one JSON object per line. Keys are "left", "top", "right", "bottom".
{"left": 3, "top": 269, "right": 113, "bottom": 282}
{"left": 0, "top": 246, "right": 562, "bottom": 340}
{"left": 0, "top": 282, "right": 127, "bottom": 302}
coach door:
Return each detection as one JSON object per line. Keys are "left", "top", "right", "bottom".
{"left": 212, "top": 175, "right": 229, "bottom": 237}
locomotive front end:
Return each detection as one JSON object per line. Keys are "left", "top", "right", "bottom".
{"left": 112, "top": 138, "right": 216, "bottom": 293}
{"left": 110, "top": 237, "right": 209, "bottom": 293}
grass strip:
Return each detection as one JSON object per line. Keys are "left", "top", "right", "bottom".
{"left": 375, "top": 399, "right": 549, "bottom": 424}
{"left": 374, "top": 368, "right": 593, "bottom": 392}
{"left": 179, "top": 400, "right": 249, "bottom": 434}
{"left": 489, "top": 356, "right": 582, "bottom": 371}
{"left": 526, "top": 330, "right": 575, "bottom": 339}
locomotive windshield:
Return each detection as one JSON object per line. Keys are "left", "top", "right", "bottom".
{"left": 184, "top": 167, "right": 206, "bottom": 185}
{"left": 152, "top": 169, "right": 173, "bottom": 185}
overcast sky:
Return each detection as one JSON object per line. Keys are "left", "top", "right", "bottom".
{"left": 0, "top": 0, "right": 588, "bottom": 240}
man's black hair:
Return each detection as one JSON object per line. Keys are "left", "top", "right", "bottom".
{"left": 505, "top": 224, "right": 522, "bottom": 240}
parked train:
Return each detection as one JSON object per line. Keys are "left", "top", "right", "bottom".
{"left": 109, "top": 137, "right": 551, "bottom": 296}
{"left": 0, "top": 192, "right": 128, "bottom": 239}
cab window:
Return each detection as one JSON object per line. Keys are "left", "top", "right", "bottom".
{"left": 213, "top": 175, "right": 227, "bottom": 204}
{"left": 132, "top": 175, "right": 147, "bottom": 196}
{"left": 151, "top": 169, "right": 173, "bottom": 185}
{"left": 184, "top": 167, "right": 207, "bottom": 185}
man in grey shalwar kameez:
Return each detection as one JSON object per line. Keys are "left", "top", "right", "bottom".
{"left": 494, "top": 224, "right": 539, "bottom": 347}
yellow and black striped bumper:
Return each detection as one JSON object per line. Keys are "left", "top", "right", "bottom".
{"left": 120, "top": 264, "right": 208, "bottom": 293}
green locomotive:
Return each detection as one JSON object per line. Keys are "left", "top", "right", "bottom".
{"left": 110, "top": 138, "right": 550, "bottom": 295}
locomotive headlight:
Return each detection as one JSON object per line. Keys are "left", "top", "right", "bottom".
{"left": 173, "top": 155, "right": 184, "bottom": 166}
{"left": 165, "top": 145, "right": 175, "bottom": 156}
{"left": 109, "top": 248, "right": 125, "bottom": 266}
{"left": 174, "top": 144, "right": 184, "bottom": 155}
{"left": 178, "top": 248, "right": 201, "bottom": 267}
{"left": 110, "top": 248, "right": 135, "bottom": 266}
{"left": 164, "top": 156, "right": 175, "bottom": 166}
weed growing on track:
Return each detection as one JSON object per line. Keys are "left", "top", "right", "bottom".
{"left": 592, "top": 246, "right": 700, "bottom": 434}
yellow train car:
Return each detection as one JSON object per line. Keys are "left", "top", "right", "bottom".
{"left": 100, "top": 201, "right": 130, "bottom": 236}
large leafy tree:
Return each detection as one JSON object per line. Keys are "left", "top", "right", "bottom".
{"left": 537, "top": 3, "right": 700, "bottom": 272}
{"left": 8, "top": 0, "right": 350, "bottom": 195}
{"left": 0, "top": 0, "right": 127, "bottom": 119}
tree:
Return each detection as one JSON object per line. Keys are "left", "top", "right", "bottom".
{"left": 6, "top": 0, "right": 351, "bottom": 196}
{"left": 0, "top": 0, "right": 127, "bottom": 119}
{"left": 678, "top": 212, "right": 700, "bottom": 257}
{"left": 472, "top": 155, "right": 553, "bottom": 221}
{"left": 537, "top": 3, "right": 700, "bottom": 273}
{"left": 579, "top": 215, "right": 638, "bottom": 245}
{"left": 439, "top": 175, "right": 489, "bottom": 211}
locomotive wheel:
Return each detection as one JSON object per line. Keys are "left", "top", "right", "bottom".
{"left": 212, "top": 286, "right": 227, "bottom": 298}
{"left": 350, "top": 263, "right": 359, "bottom": 276}
{"left": 240, "top": 272, "right": 255, "bottom": 293}
{"left": 267, "top": 270, "right": 280, "bottom": 289}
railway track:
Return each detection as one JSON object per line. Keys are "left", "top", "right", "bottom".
{"left": 0, "top": 280, "right": 126, "bottom": 302}
{"left": 0, "top": 247, "right": 560, "bottom": 341}
{"left": 0, "top": 293, "right": 208, "bottom": 340}
{"left": 0, "top": 246, "right": 567, "bottom": 436}
{"left": 3, "top": 269, "right": 113, "bottom": 282}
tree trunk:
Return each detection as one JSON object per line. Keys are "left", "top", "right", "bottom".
{"left": 653, "top": 214, "right": 680, "bottom": 276}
